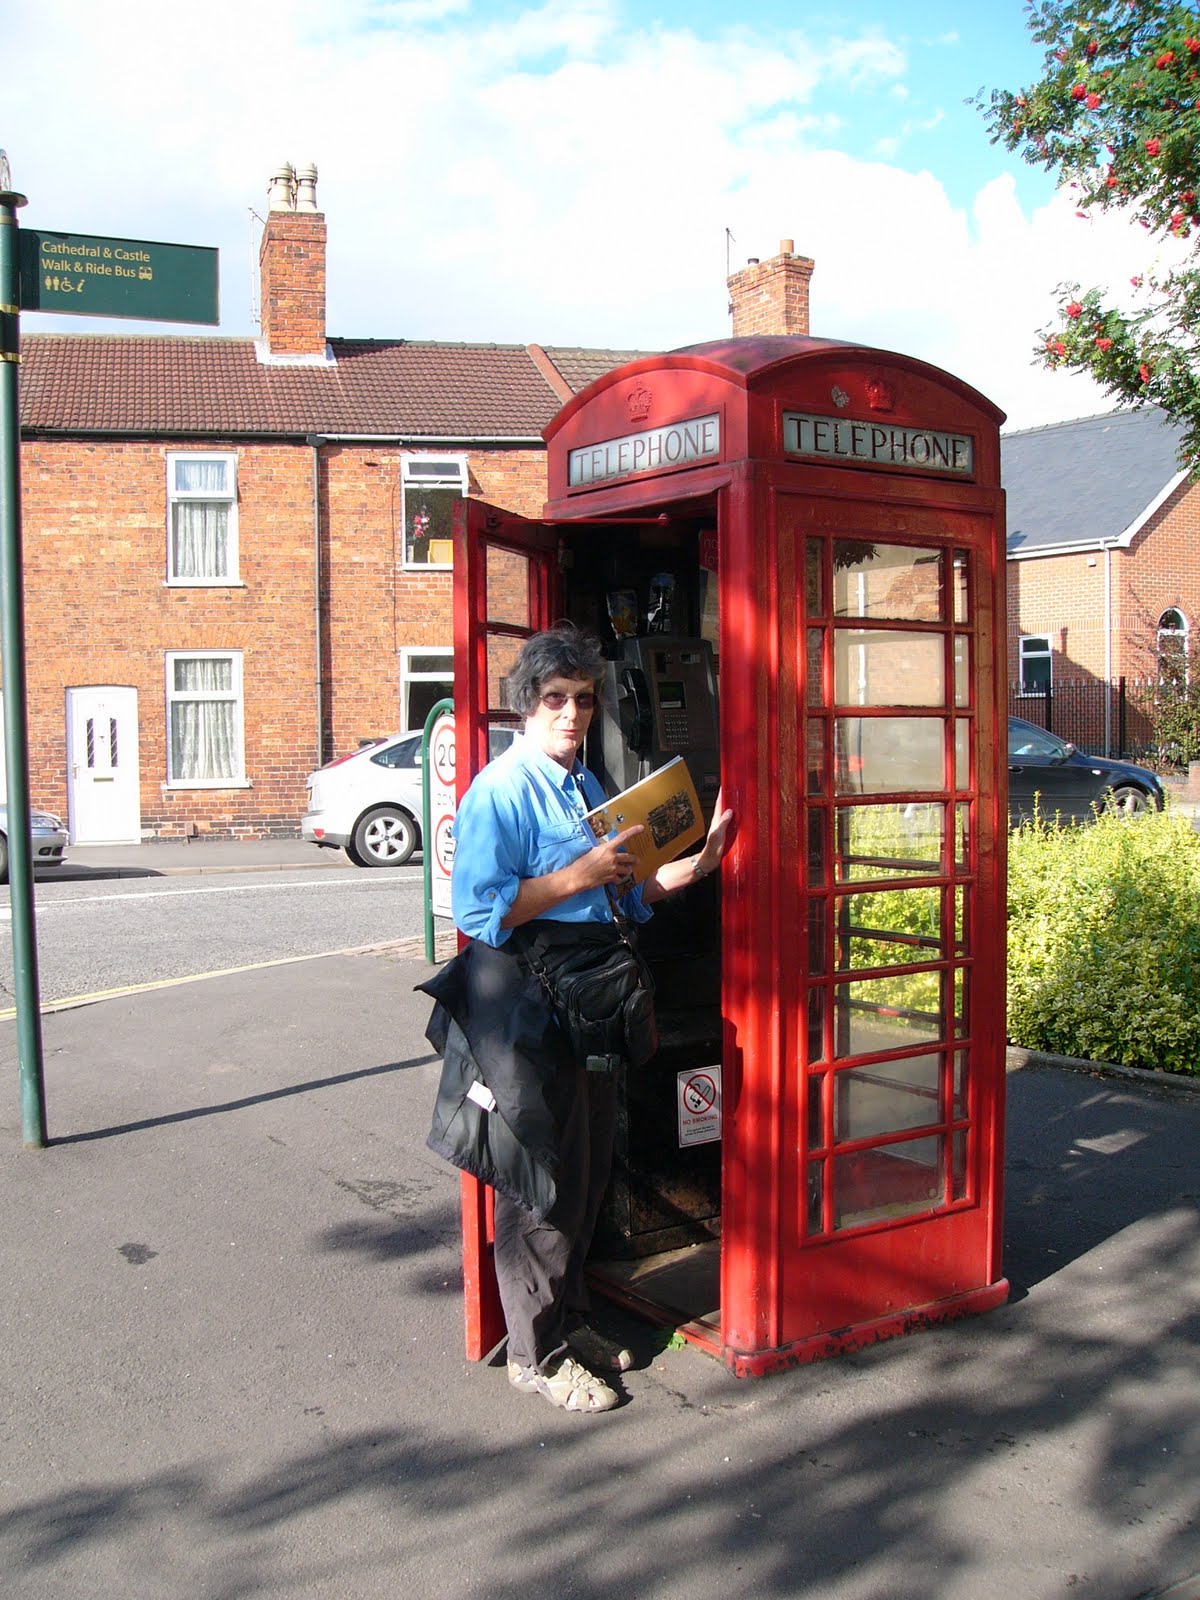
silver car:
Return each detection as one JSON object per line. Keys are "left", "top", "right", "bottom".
{"left": 302, "top": 727, "right": 517, "bottom": 868}
{"left": 0, "top": 804, "right": 68, "bottom": 882}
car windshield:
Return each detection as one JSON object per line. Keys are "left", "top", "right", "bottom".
{"left": 1009, "top": 722, "right": 1066, "bottom": 761}
{"left": 370, "top": 735, "right": 422, "bottom": 770}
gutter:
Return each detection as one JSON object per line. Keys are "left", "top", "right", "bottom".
{"left": 20, "top": 428, "right": 548, "bottom": 445}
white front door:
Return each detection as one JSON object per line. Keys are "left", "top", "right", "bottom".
{"left": 66, "top": 687, "right": 141, "bottom": 844}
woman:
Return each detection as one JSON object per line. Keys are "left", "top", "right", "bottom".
{"left": 424, "top": 623, "right": 732, "bottom": 1414}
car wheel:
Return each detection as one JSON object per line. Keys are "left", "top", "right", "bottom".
{"left": 0, "top": 834, "right": 7, "bottom": 884}
{"left": 1107, "top": 784, "right": 1153, "bottom": 817}
{"left": 351, "top": 806, "right": 418, "bottom": 867}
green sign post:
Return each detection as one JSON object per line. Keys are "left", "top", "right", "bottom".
{"left": 1, "top": 167, "right": 220, "bottom": 1147}
{"left": 18, "top": 229, "right": 219, "bottom": 325}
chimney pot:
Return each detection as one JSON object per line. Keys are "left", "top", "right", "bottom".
{"left": 747, "top": 257, "right": 760, "bottom": 266}
{"left": 267, "top": 163, "right": 296, "bottom": 212}
{"left": 780, "top": 238, "right": 794, "bottom": 255}
{"left": 295, "top": 163, "right": 319, "bottom": 212}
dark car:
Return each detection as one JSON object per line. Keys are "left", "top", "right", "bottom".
{"left": 1007, "top": 716, "right": 1165, "bottom": 825}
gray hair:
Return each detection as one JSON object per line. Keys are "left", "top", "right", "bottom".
{"left": 506, "top": 624, "right": 607, "bottom": 716}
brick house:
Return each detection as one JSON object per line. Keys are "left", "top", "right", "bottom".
{"left": 16, "top": 168, "right": 645, "bottom": 841}
{"left": 1003, "top": 405, "right": 1195, "bottom": 751}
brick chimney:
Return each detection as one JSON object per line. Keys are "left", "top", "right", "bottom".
{"left": 258, "top": 162, "right": 329, "bottom": 362}
{"left": 727, "top": 238, "right": 814, "bottom": 337}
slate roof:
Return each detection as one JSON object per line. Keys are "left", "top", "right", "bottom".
{"left": 1003, "top": 406, "right": 1188, "bottom": 556}
{"left": 18, "top": 336, "right": 644, "bottom": 439}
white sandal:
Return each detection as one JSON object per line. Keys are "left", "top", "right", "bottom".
{"left": 508, "top": 1354, "right": 618, "bottom": 1412}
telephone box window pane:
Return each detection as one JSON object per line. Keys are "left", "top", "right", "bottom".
{"left": 955, "top": 719, "right": 970, "bottom": 791}
{"left": 486, "top": 547, "right": 531, "bottom": 629}
{"left": 806, "top": 628, "right": 824, "bottom": 705}
{"left": 805, "top": 541, "right": 826, "bottom": 615}
{"left": 834, "top": 973, "right": 942, "bottom": 1056}
{"left": 835, "top": 717, "right": 944, "bottom": 793}
{"left": 807, "top": 1077, "right": 824, "bottom": 1150}
{"left": 832, "top": 1136, "right": 943, "bottom": 1230}
{"left": 955, "top": 802, "right": 972, "bottom": 870}
{"left": 951, "top": 1130, "right": 969, "bottom": 1200}
{"left": 806, "top": 720, "right": 826, "bottom": 795}
{"left": 834, "top": 631, "right": 945, "bottom": 708}
{"left": 808, "top": 988, "right": 827, "bottom": 1062}
{"left": 809, "top": 900, "right": 827, "bottom": 975}
{"left": 835, "top": 803, "right": 944, "bottom": 881}
{"left": 953, "top": 968, "right": 969, "bottom": 1036}
{"left": 952, "top": 550, "right": 969, "bottom": 623}
{"left": 807, "top": 807, "right": 827, "bottom": 885}
{"left": 953, "top": 1049, "right": 969, "bottom": 1117}
{"left": 490, "top": 635, "right": 524, "bottom": 713}
{"left": 833, "top": 543, "right": 943, "bottom": 622}
{"left": 835, "top": 887, "right": 942, "bottom": 971}
{"left": 955, "top": 885, "right": 968, "bottom": 955}
{"left": 954, "top": 636, "right": 970, "bottom": 707}
{"left": 834, "top": 1053, "right": 942, "bottom": 1142}
{"left": 808, "top": 1158, "right": 825, "bottom": 1233}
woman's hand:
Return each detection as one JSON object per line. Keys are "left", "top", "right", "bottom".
{"left": 693, "top": 788, "right": 733, "bottom": 876}
{"left": 575, "top": 825, "right": 644, "bottom": 892}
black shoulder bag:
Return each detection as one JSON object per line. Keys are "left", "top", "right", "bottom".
{"left": 514, "top": 901, "right": 658, "bottom": 1072}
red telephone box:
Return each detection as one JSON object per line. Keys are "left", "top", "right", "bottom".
{"left": 453, "top": 335, "right": 1009, "bottom": 1377}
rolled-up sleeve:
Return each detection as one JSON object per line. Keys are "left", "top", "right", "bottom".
{"left": 451, "top": 782, "right": 523, "bottom": 947}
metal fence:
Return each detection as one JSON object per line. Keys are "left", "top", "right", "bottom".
{"left": 1008, "top": 678, "right": 1160, "bottom": 760}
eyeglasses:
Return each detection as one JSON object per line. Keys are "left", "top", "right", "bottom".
{"left": 539, "top": 690, "right": 597, "bottom": 712}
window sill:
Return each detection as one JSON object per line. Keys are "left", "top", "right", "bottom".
{"left": 165, "top": 580, "right": 246, "bottom": 589}
{"left": 399, "top": 564, "right": 452, "bottom": 573}
{"left": 163, "top": 779, "right": 252, "bottom": 790}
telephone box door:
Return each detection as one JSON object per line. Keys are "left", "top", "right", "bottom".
{"left": 453, "top": 497, "right": 563, "bottom": 1359}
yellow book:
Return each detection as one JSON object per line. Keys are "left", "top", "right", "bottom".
{"left": 583, "top": 757, "right": 704, "bottom": 884}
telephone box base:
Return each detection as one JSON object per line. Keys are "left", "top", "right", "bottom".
{"left": 589, "top": 1264, "right": 1010, "bottom": 1378}
{"left": 721, "top": 1278, "right": 1011, "bottom": 1378}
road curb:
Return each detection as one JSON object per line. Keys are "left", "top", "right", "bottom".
{"left": 1007, "top": 1044, "right": 1200, "bottom": 1095}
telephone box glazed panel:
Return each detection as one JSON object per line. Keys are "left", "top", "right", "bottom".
{"left": 455, "top": 336, "right": 1009, "bottom": 1378}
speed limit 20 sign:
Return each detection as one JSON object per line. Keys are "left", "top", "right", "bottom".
{"left": 429, "top": 712, "right": 456, "bottom": 917}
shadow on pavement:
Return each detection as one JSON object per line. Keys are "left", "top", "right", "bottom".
{"left": 50, "top": 1054, "right": 439, "bottom": 1146}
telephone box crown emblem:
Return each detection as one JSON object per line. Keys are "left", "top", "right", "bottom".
{"left": 626, "top": 382, "right": 653, "bottom": 422}
{"left": 865, "top": 375, "right": 896, "bottom": 413}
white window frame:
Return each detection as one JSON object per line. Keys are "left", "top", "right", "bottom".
{"left": 166, "top": 451, "right": 240, "bottom": 586}
{"left": 1018, "top": 635, "right": 1052, "bottom": 695}
{"left": 400, "top": 455, "right": 468, "bottom": 570}
{"left": 164, "top": 649, "right": 248, "bottom": 788}
{"left": 400, "top": 646, "right": 453, "bottom": 732}
{"left": 1157, "top": 609, "right": 1190, "bottom": 685}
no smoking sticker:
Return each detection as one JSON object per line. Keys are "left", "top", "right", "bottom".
{"left": 677, "top": 1066, "right": 721, "bottom": 1147}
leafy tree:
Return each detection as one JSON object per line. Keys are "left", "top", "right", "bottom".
{"left": 977, "top": 1, "right": 1200, "bottom": 464}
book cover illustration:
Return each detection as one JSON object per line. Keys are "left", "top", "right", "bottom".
{"left": 583, "top": 756, "right": 704, "bottom": 884}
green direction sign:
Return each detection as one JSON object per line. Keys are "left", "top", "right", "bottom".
{"left": 17, "top": 229, "right": 219, "bottom": 325}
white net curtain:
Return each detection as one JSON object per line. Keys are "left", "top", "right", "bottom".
{"left": 170, "top": 657, "right": 237, "bottom": 781}
{"left": 171, "top": 459, "right": 229, "bottom": 579}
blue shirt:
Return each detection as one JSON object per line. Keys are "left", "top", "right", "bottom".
{"left": 451, "top": 734, "right": 651, "bottom": 948}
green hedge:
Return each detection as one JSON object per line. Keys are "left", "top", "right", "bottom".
{"left": 1007, "top": 807, "right": 1200, "bottom": 1075}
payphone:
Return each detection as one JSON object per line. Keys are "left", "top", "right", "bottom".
{"left": 591, "top": 637, "right": 720, "bottom": 817}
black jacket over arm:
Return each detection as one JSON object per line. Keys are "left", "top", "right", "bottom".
{"left": 419, "top": 939, "right": 580, "bottom": 1224}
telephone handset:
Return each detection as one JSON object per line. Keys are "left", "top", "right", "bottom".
{"left": 620, "top": 667, "right": 653, "bottom": 756}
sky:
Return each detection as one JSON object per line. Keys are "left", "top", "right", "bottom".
{"left": 3, "top": 0, "right": 1183, "bottom": 431}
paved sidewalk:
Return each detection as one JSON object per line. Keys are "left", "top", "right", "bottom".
{"left": 51, "top": 837, "right": 374, "bottom": 880}
{"left": 0, "top": 949, "right": 1197, "bottom": 1600}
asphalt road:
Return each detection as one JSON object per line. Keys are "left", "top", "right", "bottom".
{"left": 0, "top": 867, "right": 430, "bottom": 1008}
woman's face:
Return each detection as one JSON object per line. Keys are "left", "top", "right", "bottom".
{"left": 523, "top": 674, "right": 597, "bottom": 769}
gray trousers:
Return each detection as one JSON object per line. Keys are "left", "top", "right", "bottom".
{"left": 494, "top": 1070, "right": 619, "bottom": 1372}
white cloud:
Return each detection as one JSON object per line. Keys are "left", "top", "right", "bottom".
{"left": 6, "top": 0, "right": 1171, "bottom": 430}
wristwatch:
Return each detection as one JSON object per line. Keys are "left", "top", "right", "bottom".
{"left": 691, "top": 855, "right": 710, "bottom": 879}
